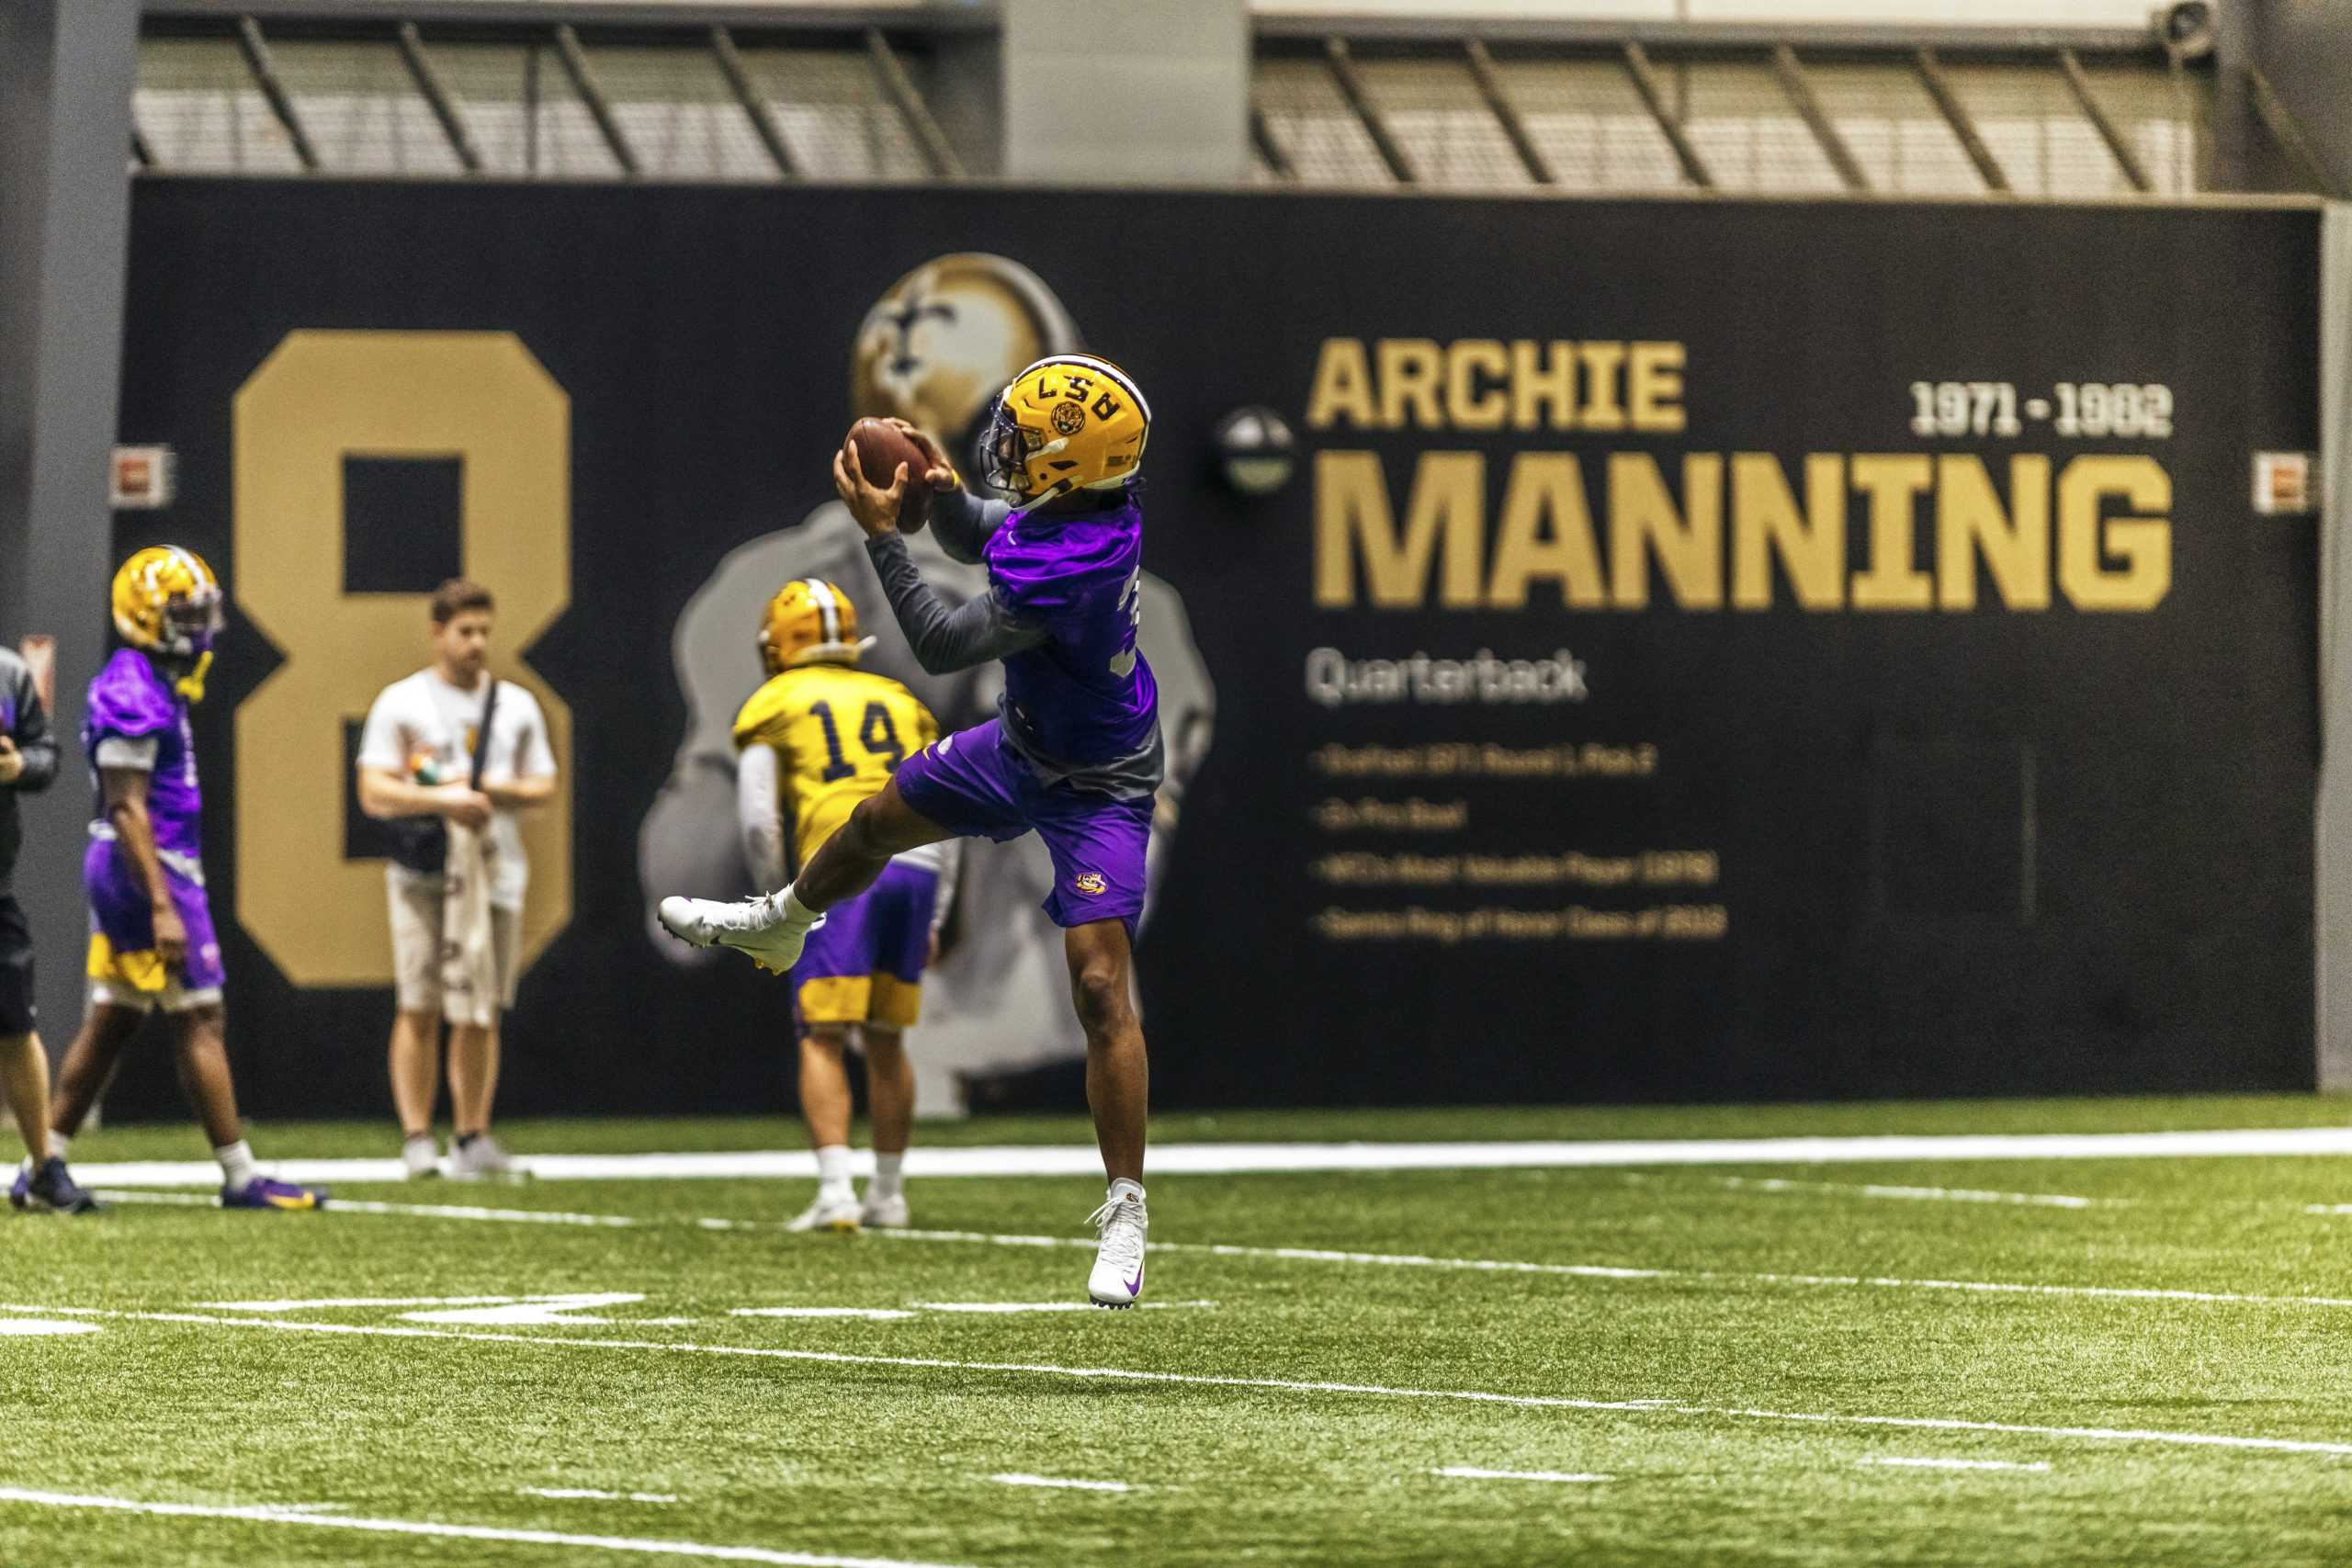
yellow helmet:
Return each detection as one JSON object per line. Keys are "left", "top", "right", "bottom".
{"left": 981, "top": 355, "right": 1150, "bottom": 504}
{"left": 112, "top": 547, "right": 224, "bottom": 659}
{"left": 758, "top": 579, "right": 874, "bottom": 673}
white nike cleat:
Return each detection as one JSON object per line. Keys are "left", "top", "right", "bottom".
{"left": 1085, "top": 1194, "right": 1148, "bottom": 1308}
{"left": 860, "top": 1191, "right": 910, "bottom": 1229}
{"left": 658, "top": 894, "right": 822, "bottom": 975}
{"left": 786, "top": 1190, "right": 865, "bottom": 1234}
{"left": 448, "top": 1134, "right": 518, "bottom": 1181}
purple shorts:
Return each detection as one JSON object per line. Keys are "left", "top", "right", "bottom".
{"left": 84, "top": 839, "right": 226, "bottom": 1004}
{"left": 893, "top": 717, "right": 1152, "bottom": 932}
{"left": 792, "top": 860, "right": 937, "bottom": 1029}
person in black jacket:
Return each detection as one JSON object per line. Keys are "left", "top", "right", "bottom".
{"left": 0, "top": 645, "right": 96, "bottom": 1213}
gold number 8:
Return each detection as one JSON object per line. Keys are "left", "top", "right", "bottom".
{"left": 234, "top": 331, "right": 574, "bottom": 986}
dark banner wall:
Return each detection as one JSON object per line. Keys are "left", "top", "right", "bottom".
{"left": 102, "top": 180, "right": 2319, "bottom": 1120}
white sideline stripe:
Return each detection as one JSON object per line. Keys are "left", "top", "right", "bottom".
{"left": 102, "top": 1190, "right": 643, "bottom": 1227}
{"left": 732, "top": 1308, "right": 919, "bottom": 1322}
{"left": 64, "top": 1124, "right": 2352, "bottom": 1188}
{"left": 1431, "top": 1467, "right": 1610, "bottom": 1483}
{"left": 11, "top": 1303, "right": 2352, "bottom": 1460}
{"left": 989, "top": 1474, "right": 1134, "bottom": 1493}
{"left": 1712, "top": 1176, "right": 2104, "bottom": 1209}
{"left": 0, "top": 1486, "right": 973, "bottom": 1568}
{"left": 522, "top": 1488, "right": 681, "bottom": 1504}
{"left": 1860, "top": 1457, "right": 2052, "bottom": 1472}
{"left": 99, "top": 1193, "right": 2352, "bottom": 1314}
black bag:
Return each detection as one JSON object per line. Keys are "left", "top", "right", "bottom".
{"left": 384, "top": 680, "right": 499, "bottom": 876}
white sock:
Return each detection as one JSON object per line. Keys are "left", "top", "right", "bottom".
{"left": 814, "top": 1144, "right": 854, "bottom": 1198}
{"left": 1107, "top": 1177, "right": 1145, "bottom": 1207}
{"left": 215, "top": 1139, "right": 259, "bottom": 1189}
{"left": 870, "top": 1152, "right": 905, "bottom": 1201}
{"left": 404, "top": 1132, "right": 437, "bottom": 1155}
{"left": 774, "top": 886, "right": 823, "bottom": 929}
{"left": 49, "top": 1133, "right": 69, "bottom": 1163}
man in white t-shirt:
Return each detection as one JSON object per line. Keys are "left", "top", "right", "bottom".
{"left": 356, "top": 581, "right": 557, "bottom": 1179}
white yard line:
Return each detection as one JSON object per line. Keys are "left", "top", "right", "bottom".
{"left": 1708, "top": 1176, "right": 2108, "bottom": 1209}
{"left": 8, "top": 1303, "right": 2349, "bottom": 1461}
{"left": 909, "top": 1300, "right": 1216, "bottom": 1314}
{"left": 0, "top": 1485, "right": 974, "bottom": 1567}
{"left": 1736, "top": 1269, "right": 2352, "bottom": 1310}
{"left": 988, "top": 1474, "right": 1135, "bottom": 1493}
{"left": 730, "top": 1301, "right": 1214, "bottom": 1320}
{"left": 64, "top": 1125, "right": 2352, "bottom": 1189}
{"left": 323, "top": 1200, "right": 643, "bottom": 1228}
{"left": 0, "top": 1319, "right": 100, "bottom": 1337}
{"left": 521, "top": 1488, "right": 682, "bottom": 1504}
{"left": 1860, "top": 1457, "right": 2052, "bottom": 1472}
{"left": 880, "top": 1229, "right": 2352, "bottom": 1313}
{"left": 1431, "top": 1467, "right": 1610, "bottom": 1483}
{"left": 97, "top": 1192, "right": 2352, "bottom": 1314}
{"left": 201, "top": 1295, "right": 519, "bottom": 1312}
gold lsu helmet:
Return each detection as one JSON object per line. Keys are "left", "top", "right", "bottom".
{"left": 112, "top": 546, "right": 224, "bottom": 659}
{"left": 849, "top": 254, "right": 1080, "bottom": 445}
{"left": 981, "top": 355, "right": 1150, "bottom": 504}
{"left": 758, "top": 579, "right": 876, "bottom": 673}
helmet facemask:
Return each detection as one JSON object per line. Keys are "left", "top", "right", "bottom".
{"left": 980, "top": 394, "right": 1046, "bottom": 501}
{"left": 163, "top": 586, "right": 224, "bottom": 660}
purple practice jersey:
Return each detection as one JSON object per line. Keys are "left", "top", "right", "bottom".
{"left": 986, "top": 494, "right": 1159, "bottom": 767}
{"left": 84, "top": 649, "right": 204, "bottom": 862}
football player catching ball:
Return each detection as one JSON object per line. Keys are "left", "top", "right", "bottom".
{"left": 665, "top": 355, "right": 1160, "bottom": 1307}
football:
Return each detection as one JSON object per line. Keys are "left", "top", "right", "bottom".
{"left": 844, "top": 417, "right": 933, "bottom": 532}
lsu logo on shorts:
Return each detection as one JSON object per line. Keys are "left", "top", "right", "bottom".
{"left": 1073, "top": 872, "right": 1108, "bottom": 897}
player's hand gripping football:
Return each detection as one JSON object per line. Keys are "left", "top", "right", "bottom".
{"left": 831, "top": 443, "right": 910, "bottom": 538}
{"left": 833, "top": 419, "right": 957, "bottom": 537}
{"left": 884, "top": 418, "right": 958, "bottom": 493}
{"left": 0, "top": 736, "right": 20, "bottom": 786}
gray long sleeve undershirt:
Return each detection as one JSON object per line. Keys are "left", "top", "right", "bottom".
{"left": 864, "top": 527, "right": 1046, "bottom": 677}
{"left": 924, "top": 485, "right": 1012, "bottom": 566}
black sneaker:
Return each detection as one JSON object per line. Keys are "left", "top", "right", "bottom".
{"left": 17, "top": 1156, "right": 102, "bottom": 1214}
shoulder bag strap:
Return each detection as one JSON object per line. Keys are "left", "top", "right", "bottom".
{"left": 469, "top": 679, "right": 501, "bottom": 792}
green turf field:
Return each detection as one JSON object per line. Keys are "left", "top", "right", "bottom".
{"left": 7, "top": 1099, "right": 2352, "bottom": 1566}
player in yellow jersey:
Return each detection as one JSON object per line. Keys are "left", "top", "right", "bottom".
{"left": 732, "top": 579, "right": 955, "bottom": 1232}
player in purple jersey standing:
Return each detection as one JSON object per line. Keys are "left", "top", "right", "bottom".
{"left": 27, "top": 548, "right": 324, "bottom": 1211}
{"left": 664, "top": 354, "right": 1162, "bottom": 1306}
